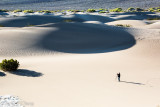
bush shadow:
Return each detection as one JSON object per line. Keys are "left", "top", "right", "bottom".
{"left": 0, "top": 72, "right": 6, "bottom": 76}
{"left": 9, "top": 69, "right": 43, "bottom": 77}
{"left": 111, "top": 12, "right": 160, "bottom": 20}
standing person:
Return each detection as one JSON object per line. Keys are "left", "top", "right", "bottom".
{"left": 117, "top": 72, "right": 121, "bottom": 82}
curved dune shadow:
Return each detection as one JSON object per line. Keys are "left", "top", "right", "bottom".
{"left": 0, "top": 72, "right": 6, "bottom": 76}
{"left": 9, "top": 69, "right": 43, "bottom": 77}
{"left": 36, "top": 22, "right": 136, "bottom": 53}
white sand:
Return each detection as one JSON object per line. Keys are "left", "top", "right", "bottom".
{"left": 0, "top": 12, "right": 160, "bottom": 107}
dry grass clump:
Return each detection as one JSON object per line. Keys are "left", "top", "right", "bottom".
{"left": 115, "top": 24, "right": 132, "bottom": 27}
{"left": 0, "top": 25, "right": 5, "bottom": 27}
{"left": 147, "top": 17, "right": 160, "bottom": 20}
{"left": 63, "top": 19, "right": 73, "bottom": 22}
{"left": 25, "top": 24, "right": 35, "bottom": 27}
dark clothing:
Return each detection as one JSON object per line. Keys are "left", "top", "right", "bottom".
{"left": 117, "top": 73, "right": 121, "bottom": 82}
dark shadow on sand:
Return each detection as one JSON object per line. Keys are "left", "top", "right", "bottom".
{"left": 121, "top": 81, "right": 145, "bottom": 85}
{"left": 36, "top": 22, "right": 136, "bottom": 53}
{"left": 0, "top": 72, "right": 6, "bottom": 76}
{"left": 0, "top": 15, "right": 85, "bottom": 27}
{"left": 9, "top": 69, "right": 43, "bottom": 77}
{"left": 111, "top": 12, "right": 160, "bottom": 20}
{"left": 0, "top": 14, "right": 115, "bottom": 27}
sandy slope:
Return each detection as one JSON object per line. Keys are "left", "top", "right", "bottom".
{"left": 0, "top": 13, "right": 160, "bottom": 107}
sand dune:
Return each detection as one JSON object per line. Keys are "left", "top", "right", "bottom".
{"left": 0, "top": 15, "right": 137, "bottom": 56}
{"left": 106, "top": 20, "right": 147, "bottom": 27}
{"left": 145, "top": 21, "right": 160, "bottom": 29}
{"left": 0, "top": 13, "right": 160, "bottom": 107}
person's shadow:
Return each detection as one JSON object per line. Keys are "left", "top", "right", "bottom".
{"left": 121, "top": 81, "right": 145, "bottom": 85}
{"left": 9, "top": 69, "right": 43, "bottom": 77}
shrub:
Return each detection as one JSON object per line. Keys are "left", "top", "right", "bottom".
{"left": 23, "top": 10, "right": 34, "bottom": 13}
{"left": 0, "top": 59, "right": 19, "bottom": 71}
{"left": 115, "top": 24, "right": 132, "bottom": 27}
{"left": 110, "top": 8, "right": 122, "bottom": 12}
{"left": 37, "top": 10, "right": 52, "bottom": 13}
{"left": 86, "top": 9, "right": 96, "bottom": 12}
{"left": 61, "top": 10, "right": 66, "bottom": 12}
{"left": 135, "top": 8, "right": 144, "bottom": 12}
{"left": 127, "top": 7, "right": 135, "bottom": 12}
{"left": 67, "top": 10, "right": 81, "bottom": 13}
{"left": 0, "top": 9, "right": 9, "bottom": 12}
{"left": 148, "top": 8, "right": 156, "bottom": 12}
{"left": 43, "top": 10, "right": 52, "bottom": 13}
{"left": 81, "top": 10, "right": 85, "bottom": 12}
{"left": 99, "top": 11, "right": 107, "bottom": 13}
{"left": 13, "top": 9, "right": 22, "bottom": 13}
{"left": 99, "top": 8, "right": 108, "bottom": 11}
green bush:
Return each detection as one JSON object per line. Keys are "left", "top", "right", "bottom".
{"left": 110, "top": 8, "right": 122, "bottom": 12}
{"left": 0, "top": 59, "right": 20, "bottom": 71}
{"left": 135, "top": 8, "right": 144, "bottom": 12}
{"left": 86, "top": 9, "right": 96, "bottom": 12}
{"left": 99, "top": 11, "right": 107, "bottom": 13}
{"left": 23, "top": 10, "right": 34, "bottom": 13}
{"left": 13, "top": 9, "right": 22, "bottom": 13}
{"left": 127, "top": 7, "right": 135, "bottom": 12}
{"left": 67, "top": 10, "right": 81, "bottom": 13}
{"left": 99, "top": 8, "right": 108, "bottom": 11}
{"left": 43, "top": 10, "right": 52, "bottom": 13}
{"left": 148, "top": 8, "right": 156, "bottom": 12}
{"left": 61, "top": 10, "right": 66, "bottom": 12}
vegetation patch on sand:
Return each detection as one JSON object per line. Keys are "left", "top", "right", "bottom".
{"left": 0, "top": 7, "right": 160, "bottom": 14}
{"left": 86, "top": 9, "right": 96, "bottom": 13}
{"left": 115, "top": 24, "right": 132, "bottom": 27}
{"left": 147, "top": 17, "right": 160, "bottom": 20}
{"left": 63, "top": 19, "right": 74, "bottom": 22}
{"left": 23, "top": 10, "right": 34, "bottom": 13}
{"left": 13, "top": 9, "right": 22, "bottom": 13}
{"left": 0, "top": 25, "right": 5, "bottom": 27}
{"left": 110, "top": 8, "right": 122, "bottom": 12}
{"left": 0, "top": 59, "right": 19, "bottom": 71}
